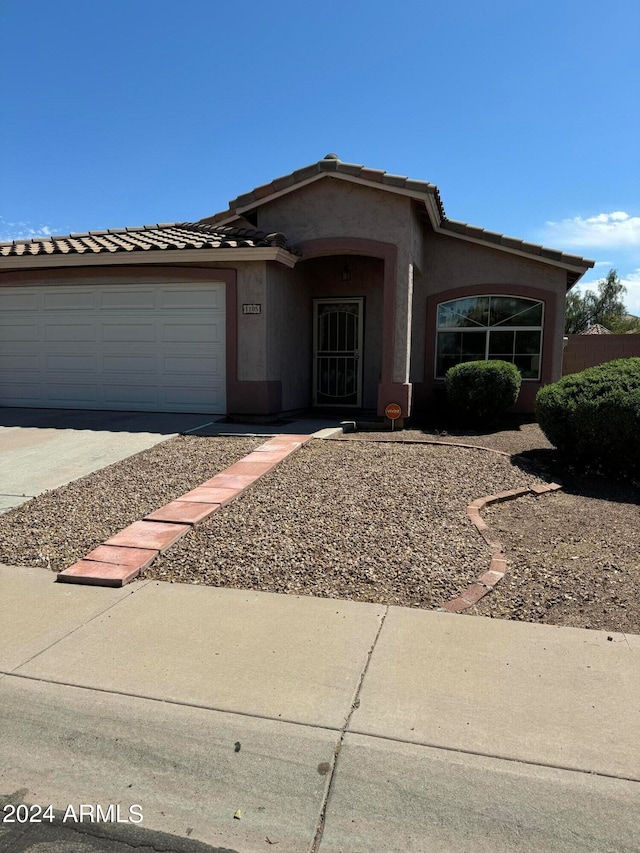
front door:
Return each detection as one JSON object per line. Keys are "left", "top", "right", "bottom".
{"left": 313, "top": 298, "right": 363, "bottom": 407}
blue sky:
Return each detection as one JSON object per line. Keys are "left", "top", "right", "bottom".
{"left": 2, "top": 0, "right": 639, "bottom": 313}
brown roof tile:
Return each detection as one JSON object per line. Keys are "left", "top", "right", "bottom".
{"left": 581, "top": 324, "right": 612, "bottom": 335}
{"left": 200, "top": 155, "right": 593, "bottom": 281}
{"left": 0, "top": 222, "right": 292, "bottom": 259}
{"left": 204, "top": 155, "right": 446, "bottom": 224}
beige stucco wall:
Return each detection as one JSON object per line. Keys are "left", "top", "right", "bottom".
{"left": 233, "top": 262, "right": 268, "bottom": 382}
{"left": 256, "top": 177, "right": 416, "bottom": 384}
{"left": 408, "top": 205, "right": 426, "bottom": 384}
{"left": 424, "top": 230, "right": 567, "bottom": 296}
{"left": 422, "top": 229, "right": 568, "bottom": 383}
{"left": 265, "top": 262, "right": 309, "bottom": 411}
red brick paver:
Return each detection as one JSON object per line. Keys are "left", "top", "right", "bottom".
{"left": 144, "top": 501, "right": 221, "bottom": 525}
{"left": 105, "top": 520, "right": 191, "bottom": 551}
{"left": 84, "top": 544, "right": 158, "bottom": 569}
{"left": 441, "top": 483, "right": 562, "bottom": 613}
{"left": 178, "top": 486, "right": 240, "bottom": 505}
{"left": 57, "top": 560, "right": 144, "bottom": 588}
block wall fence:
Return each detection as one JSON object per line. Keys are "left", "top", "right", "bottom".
{"left": 562, "top": 334, "right": 640, "bottom": 375}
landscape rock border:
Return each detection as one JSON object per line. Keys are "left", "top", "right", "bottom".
{"left": 441, "top": 481, "right": 562, "bottom": 613}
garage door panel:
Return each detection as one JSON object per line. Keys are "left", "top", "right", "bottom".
{"left": 44, "top": 323, "right": 96, "bottom": 342}
{"left": 1, "top": 353, "right": 40, "bottom": 370}
{"left": 162, "top": 384, "right": 225, "bottom": 409}
{"left": 161, "top": 322, "right": 220, "bottom": 343}
{"left": 0, "top": 321, "right": 40, "bottom": 342}
{"left": 1, "top": 281, "right": 226, "bottom": 413}
{"left": 46, "top": 383, "right": 101, "bottom": 405}
{"left": 44, "top": 291, "right": 95, "bottom": 311}
{"left": 101, "top": 322, "right": 157, "bottom": 342}
{"left": 0, "top": 291, "right": 39, "bottom": 311}
{"left": 162, "top": 355, "right": 220, "bottom": 375}
{"left": 102, "top": 355, "right": 157, "bottom": 373}
{"left": 0, "top": 381, "right": 45, "bottom": 404}
{"left": 45, "top": 354, "right": 98, "bottom": 371}
{"left": 103, "top": 384, "right": 161, "bottom": 406}
{"left": 160, "top": 288, "right": 224, "bottom": 310}
{"left": 99, "top": 290, "right": 156, "bottom": 310}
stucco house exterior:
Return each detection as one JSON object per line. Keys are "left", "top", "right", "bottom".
{"left": 0, "top": 154, "right": 594, "bottom": 419}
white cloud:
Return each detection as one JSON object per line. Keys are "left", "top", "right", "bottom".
{"left": 537, "top": 208, "right": 640, "bottom": 317}
{"left": 543, "top": 211, "right": 640, "bottom": 249}
{"left": 0, "top": 216, "right": 62, "bottom": 242}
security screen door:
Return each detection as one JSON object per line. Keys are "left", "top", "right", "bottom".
{"left": 313, "top": 297, "right": 363, "bottom": 406}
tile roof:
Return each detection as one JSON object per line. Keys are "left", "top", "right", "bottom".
{"left": 237, "top": 153, "right": 446, "bottom": 214}
{"left": 202, "top": 155, "right": 594, "bottom": 281}
{"left": 0, "top": 222, "right": 291, "bottom": 258}
{"left": 203, "top": 153, "right": 446, "bottom": 224}
{"left": 580, "top": 323, "right": 612, "bottom": 335}
{"left": 439, "top": 218, "right": 593, "bottom": 273}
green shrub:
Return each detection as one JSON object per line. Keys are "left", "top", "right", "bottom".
{"left": 445, "top": 360, "right": 522, "bottom": 423}
{"left": 535, "top": 358, "right": 640, "bottom": 482}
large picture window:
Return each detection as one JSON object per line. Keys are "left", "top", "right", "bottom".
{"left": 436, "top": 295, "right": 543, "bottom": 379}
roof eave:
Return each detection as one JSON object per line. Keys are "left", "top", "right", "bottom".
{"left": 434, "top": 220, "right": 594, "bottom": 287}
{"left": 0, "top": 246, "right": 298, "bottom": 272}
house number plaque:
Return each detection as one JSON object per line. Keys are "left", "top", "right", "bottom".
{"left": 242, "top": 303, "right": 262, "bottom": 314}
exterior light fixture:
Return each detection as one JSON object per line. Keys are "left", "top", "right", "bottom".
{"left": 341, "top": 261, "right": 352, "bottom": 282}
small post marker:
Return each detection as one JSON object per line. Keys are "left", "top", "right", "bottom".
{"left": 385, "top": 403, "right": 402, "bottom": 432}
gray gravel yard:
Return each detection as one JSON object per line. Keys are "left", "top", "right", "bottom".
{"left": 337, "top": 420, "right": 553, "bottom": 456}
{"left": 143, "top": 440, "right": 547, "bottom": 607}
{"left": 0, "top": 436, "right": 261, "bottom": 571}
{"left": 1, "top": 421, "right": 638, "bottom": 632}
{"left": 468, "top": 483, "right": 640, "bottom": 634}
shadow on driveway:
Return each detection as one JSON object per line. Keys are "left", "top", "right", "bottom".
{"left": 0, "top": 408, "right": 218, "bottom": 435}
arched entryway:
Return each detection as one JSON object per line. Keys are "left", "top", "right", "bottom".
{"left": 295, "top": 253, "right": 384, "bottom": 411}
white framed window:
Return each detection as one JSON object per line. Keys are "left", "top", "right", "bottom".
{"left": 435, "top": 295, "right": 544, "bottom": 379}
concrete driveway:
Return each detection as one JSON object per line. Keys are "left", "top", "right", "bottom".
{"left": 0, "top": 408, "right": 219, "bottom": 513}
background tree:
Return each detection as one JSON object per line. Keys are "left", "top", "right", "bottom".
{"left": 564, "top": 269, "right": 628, "bottom": 334}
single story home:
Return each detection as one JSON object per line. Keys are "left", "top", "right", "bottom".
{"left": 0, "top": 154, "right": 594, "bottom": 419}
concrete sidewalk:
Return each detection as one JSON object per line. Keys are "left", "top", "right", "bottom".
{"left": 1, "top": 563, "right": 638, "bottom": 852}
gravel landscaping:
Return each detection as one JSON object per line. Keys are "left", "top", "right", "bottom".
{"left": 337, "top": 420, "right": 553, "bottom": 456}
{"left": 143, "top": 440, "right": 547, "bottom": 608}
{"left": 0, "top": 436, "right": 261, "bottom": 571}
{"left": 0, "top": 419, "right": 638, "bottom": 633}
{"left": 468, "top": 479, "right": 640, "bottom": 634}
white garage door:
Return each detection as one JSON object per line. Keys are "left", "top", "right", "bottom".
{"left": 0, "top": 281, "right": 226, "bottom": 413}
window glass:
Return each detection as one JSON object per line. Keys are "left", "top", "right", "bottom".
{"left": 437, "top": 296, "right": 489, "bottom": 328}
{"left": 492, "top": 300, "right": 543, "bottom": 327}
{"left": 461, "top": 331, "right": 485, "bottom": 356}
{"left": 514, "top": 354, "right": 540, "bottom": 379}
{"left": 488, "top": 330, "right": 514, "bottom": 356}
{"left": 515, "top": 330, "right": 541, "bottom": 354}
{"left": 436, "top": 295, "right": 543, "bottom": 379}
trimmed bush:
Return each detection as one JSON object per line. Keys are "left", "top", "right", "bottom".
{"left": 445, "top": 360, "right": 522, "bottom": 423}
{"left": 535, "top": 357, "right": 640, "bottom": 482}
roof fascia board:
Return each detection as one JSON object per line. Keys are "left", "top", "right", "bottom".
{"left": 0, "top": 247, "right": 298, "bottom": 272}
